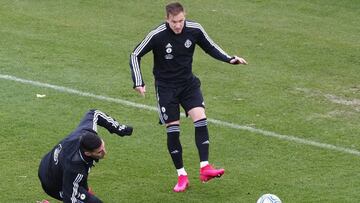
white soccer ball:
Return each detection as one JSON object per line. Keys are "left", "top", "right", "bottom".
{"left": 256, "top": 194, "right": 282, "bottom": 203}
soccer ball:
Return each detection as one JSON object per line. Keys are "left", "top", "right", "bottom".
{"left": 256, "top": 194, "right": 282, "bottom": 203}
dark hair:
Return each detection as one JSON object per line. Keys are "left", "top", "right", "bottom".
{"left": 165, "top": 2, "right": 184, "bottom": 17}
{"left": 80, "top": 131, "right": 102, "bottom": 152}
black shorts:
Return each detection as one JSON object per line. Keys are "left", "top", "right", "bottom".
{"left": 38, "top": 158, "right": 102, "bottom": 203}
{"left": 38, "top": 158, "right": 63, "bottom": 201}
{"left": 156, "top": 77, "right": 205, "bottom": 124}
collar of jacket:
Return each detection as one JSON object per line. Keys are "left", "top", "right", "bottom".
{"left": 78, "top": 149, "right": 98, "bottom": 165}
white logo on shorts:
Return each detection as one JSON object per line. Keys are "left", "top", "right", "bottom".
{"left": 161, "top": 107, "right": 166, "bottom": 113}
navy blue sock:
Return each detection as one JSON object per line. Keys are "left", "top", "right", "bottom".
{"left": 166, "top": 124, "right": 183, "bottom": 169}
{"left": 194, "top": 118, "right": 209, "bottom": 162}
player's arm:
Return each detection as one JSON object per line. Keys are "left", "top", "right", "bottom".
{"left": 129, "top": 27, "right": 158, "bottom": 92}
{"left": 62, "top": 170, "right": 102, "bottom": 203}
{"left": 192, "top": 22, "right": 247, "bottom": 65}
{"left": 77, "top": 109, "right": 133, "bottom": 137}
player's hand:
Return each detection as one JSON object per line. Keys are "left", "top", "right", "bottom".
{"left": 230, "top": 56, "right": 247, "bottom": 65}
{"left": 135, "top": 86, "right": 146, "bottom": 97}
{"left": 118, "top": 125, "right": 133, "bottom": 136}
{"left": 88, "top": 187, "right": 95, "bottom": 195}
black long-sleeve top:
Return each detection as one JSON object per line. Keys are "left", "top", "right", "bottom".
{"left": 130, "top": 20, "right": 233, "bottom": 88}
{"left": 39, "top": 109, "right": 132, "bottom": 203}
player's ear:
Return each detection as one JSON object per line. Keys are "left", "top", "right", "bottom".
{"left": 84, "top": 151, "right": 92, "bottom": 157}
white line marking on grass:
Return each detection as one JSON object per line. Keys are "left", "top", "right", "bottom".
{"left": 1, "top": 74, "right": 360, "bottom": 156}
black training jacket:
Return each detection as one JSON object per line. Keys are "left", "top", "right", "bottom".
{"left": 130, "top": 20, "right": 233, "bottom": 88}
{"left": 39, "top": 109, "right": 132, "bottom": 203}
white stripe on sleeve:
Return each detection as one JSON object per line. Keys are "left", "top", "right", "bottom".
{"left": 186, "top": 21, "right": 231, "bottom": 58}
{"left": 92, "top": 110, "right": 119, "bottom": 132}
{"left": 131, "top": 24, "right": 167, "bottom": 86}
{"left": 71, "top": 174, "right": 83, "bottom": 203}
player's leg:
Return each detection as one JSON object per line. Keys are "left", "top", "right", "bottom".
{"left": 166, "top": 120, "right": 189, "bottom": 192}
{"left": 165, "top": 120, "right": 184, "bottom": 176}
{"left": 183, "top": 78, "right": 224, "bottom": 183}
{"left": 188, "top": 107, "right": 225, "bottom": 182}
{"left": 187, "top": 107, "right": 208, "bottom": 164}
{"left": 156, "top": 86, "right": 189, "bottom": 192}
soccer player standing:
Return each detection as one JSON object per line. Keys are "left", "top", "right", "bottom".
{"left": 130, "top": 2, "right": 247, "bottom": 192}
{"left": 38, "top": 109, "right": 133, "bottom": 202}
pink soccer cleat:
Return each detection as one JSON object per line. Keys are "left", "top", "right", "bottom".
{"left": 200, "top": 164, "right": 225, "bottom": 182}
{"left": 173, "top": 175, "right": 189, "bottom": 192}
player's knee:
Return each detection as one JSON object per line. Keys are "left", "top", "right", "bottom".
{"left": 166, "top": 120, "right": 180, "bottom": 127}
{"left": 188, "top": 107, "right": 206, "bottom": 122}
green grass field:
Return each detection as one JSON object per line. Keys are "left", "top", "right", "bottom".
{"left": 1, "top": 0, "right": 359, "bottom": 202}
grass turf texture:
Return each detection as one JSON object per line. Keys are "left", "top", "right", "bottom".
{"left": 0, "top": 0, "right": 359, "bottom": 202}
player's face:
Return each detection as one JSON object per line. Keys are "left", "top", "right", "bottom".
{"left": 167, "top": 12, "right": 185, "bottom": 34}
{"left": 88, "top": 140, "right": 107, "bottom": 160}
